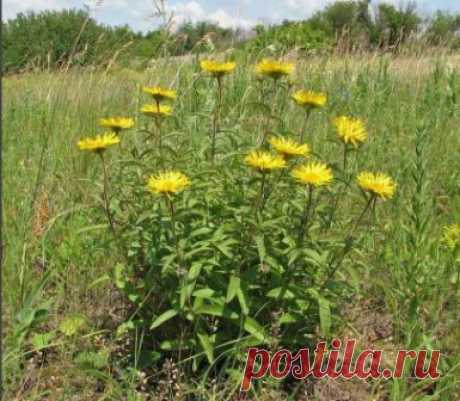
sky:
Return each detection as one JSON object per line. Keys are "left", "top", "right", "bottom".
{"left": 3, "top": 0, "right": 460, "bottom": 33}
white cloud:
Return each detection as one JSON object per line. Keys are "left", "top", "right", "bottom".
{"left": 285, "top": 0, "right": 330, "bottom": 12}
{"left": 2, "top": 0, "right": 79, "bottom": 19}
{"left": 169, "top": 1, "right": 255, "bottom": 30}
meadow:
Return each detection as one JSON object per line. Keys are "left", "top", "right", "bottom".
{"left": 3, "top": 52, "right": 460, "bottom": 400}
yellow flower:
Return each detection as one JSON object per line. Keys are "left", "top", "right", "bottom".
{"left": 77, "top": 132, "right": 120, "bottom": 152}
{"left": 268, "top": 136, "right": 310, "bottom": 159}
{"left": 292, "top": 90, "right": 327, "bottom": 109}
{"left": 255, "top": 59, "right": 294, "bottom": 79}
{"left": 442, "top": 223, "right": 460, "bottom": 250}
{"left": 141, "top": 104, "right": 173, "bottom": 117}
{"left": 292, "top": 162, "right": 333, "bottom": 187}
{"left": 143, "top": 87, "right": 177, "bottom": 102}
{"left": 99, "top": 117, "right": 134, "bottom": 133}
{"left": 200, "top": 60, "right": 236, "bottom": 77}
{"left": 333, "top": 116, "right": 367, "bottom": 147}
{"left": 147, "top": 171, "right": 190, "bottom": 195}
{"left": 357, "top": 172, "right": 396, "bottom": 199}
{"left": 245, "top": 150, "right": 286, "bottom": 172}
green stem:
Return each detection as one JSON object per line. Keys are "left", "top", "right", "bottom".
{"left": 299, "top": 109, "right": 311, "bottom": 143}
{"left": 321, "top": 195, "right": 375, "bottom": 289}
{"left": 255, "top": 172, "right": 267, "bottom": 218}
{"left": 261, "top": 78, "right": 279, "bottom": 147}
{"left": 211, "top": 76, "right": 223, "bottom": 163}
{"left": 343, "top": 143, "right": 349, "bottom": 172}
{"left": 99, "top": 152, "right": 129, "bottom": 262}
{"left": 349, "top": 194, "right": 375, "bottom": 237}
{"left": 165, "top": 194, "right": 184, "bottom": 270}
{"left": 99, "top": 152, "right": 117, "bottom": 238}
{"left": 326, "top": 143, "right": 350, "bottom": 228}
{"left": 262, "top": 168, "right": 287, "bottom": 210}
{"left": 297, "top": 185, "right": 314, "bottom": 244}
{"left": 271, "top": 78, "right": 279, "bottom": 116}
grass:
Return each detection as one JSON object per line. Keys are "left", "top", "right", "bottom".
{"left": 3, "top": 52, "right": 460, "bottom": 400}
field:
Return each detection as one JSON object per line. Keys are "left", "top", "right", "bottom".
{"left": 3, "top": 53, "right": 460, "bottom": 400}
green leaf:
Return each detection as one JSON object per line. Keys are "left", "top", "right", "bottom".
{"left": 88, "top": 274, "right": 110, "bottom": 290}
{"left": 192, "top": 288, "right": 215, "bottom": 299}
{"left": 214, "top": 243, "right": 233, "bottom": 258}
{"left": 308, "top": 289, "right": 331, "bottom": 337}
{"left": 194, "top": 302, "right": 239, "bottom": 320}
{"left": 278, "top": 313, "right": 298, "bottom": 325}
{"left": 237, "top": 286, "right": 249, "bottom": 315}
{"left": 190, "top": 227, "right": 213, "bottom": 237}
{"left": 197, "top": 332, "right": 214, "bottom": 363}
{"left": 254, "top": 235, "right": 266, "bottom": 263}
{"left": 266, "top": 287, "right": 294, "bottom": 299}
{"left": 187, "top": 262, "right": 203, "bottom": 282}
{"left": 181, "top": 262, "right": 204, "bottom": 307}
{"left": 160, "top": 339, "right": 194, "bottom": 351}
{"left": 113, "top": 263, "right": 127, "bottom": 289}
{"left": 128, "top": 292, "right": 140, "bottom": 303}
{"left": 31, "top": 331, "right": 56, "bottom": 350}
{"left": 116, "top": 321, "right": 135, "bottom": 337}
{"left": 226, "top": 275, "right": 240, "bottom": 303}
{"left": 74, "top": 350, "right": 110, "bottom": 369}
{"left": 59, "top": 315, "right": 86, "bottom": 337}
{"left": 150, "top": 309, "right": 178, "bottom": 330}
{"left": 243, "top": 317, "right": 265, "bottom": 341}
{"left": 318, "top": 298, "right": 331, "bottom": 337}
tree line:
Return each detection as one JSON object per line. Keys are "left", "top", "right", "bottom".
{"left": 3, "top": 1, "right": 460, "bottom": 72}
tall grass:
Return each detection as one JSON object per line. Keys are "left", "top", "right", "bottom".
{"left": 3, "top": 53, "right": 460, "bottom": 400}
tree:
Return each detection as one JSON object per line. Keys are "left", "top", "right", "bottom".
{"left": 2, "top": 9, "right": 136, "bottom": 71}
{"left": 425, "top": 11, "right": 460, "bottom": 46}
{"left": 309, "top": 0, "right": 374, "bottom": 49}
{"left": 375, "top": 2, "right": 421, "bottom": 47}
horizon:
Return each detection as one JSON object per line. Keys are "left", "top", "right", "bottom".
{"left": 3, "top": 0, "right": 460, "bottom": 33}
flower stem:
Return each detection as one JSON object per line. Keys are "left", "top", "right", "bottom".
{"left": 211, "top": 76, "right": 223, "bottom": 163}
{"left": 98, "top": 152, "right": 129, "bottom": 261}
{"left": 99, "top": 152, "right": 117, "bottom": 238}
{"left": 321, "top": 195, "right": 375, "bottom": 289}
{"left": 299, "top": 109, "right": 311, "bottom": 143}
{"left": 262, "top": 168, "right": 287, "bottom": 210}
{"left": 297, "top": 185, "right": 314, "bottom": 244}
{"left": 261, "top": 78, "right": 279, "bottom": 147}
{"left": 165, "top": 194, "right": 184, "bottom": 270}
{"left": 255, "top": 172, "right": 267, "bottom": 217}
{"left": 271, "top": 78, "right": 279, "bottom": 116}
{"left": 349, "top": 194, "right": 375, "bottom": 237}
{"left": 326, "top": 143, "right": 350, "bottom": 228}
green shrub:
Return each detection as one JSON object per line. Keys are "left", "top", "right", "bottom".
{"left": 2, "top": 9, "right": 138, "bottom": 72}
{"left": 76, "top": 63, "right": 398, "bottom": 374}
{"left": 424, "top": 11, "right": 460, "bottom": 48}
{"left": 244, "top": 21, "right": 332, "bottom": 55}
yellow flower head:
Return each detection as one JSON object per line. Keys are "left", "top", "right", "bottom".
{"left": 268, "top": 136, "right": 310, "bottom": 159}
{"left": 147, "top": 171, "right": 190, "bottom": 195}
{"left": 291, "top": 162, "right": 333, "bottom": 187}
{"left": 143, "top": 87, "right": 177, "bottom": 102}
{"left": 333, "top": 116, "right": 367, "bottom": 147}
{"left": 255, "top": 59, "right": 294, "bottom": 79}
{"left": 245, "top": 150, "right": 286, "bottom": 172}
{"left": 77, "top": 132, "right": 120, "bottom": 153}
{"left": 99, "top": 117, "right": 134, "bottom": 132}
{"left": 200, "top": 60, "right": 236, "bottom": 77}
{"left": 442, "top": 223, "right": 460, "bottom": 250}
{"left": 292, "top": 90, "right": 327, "bottom": 109}
{"left": 357, "top": 172, "right": 396, "bottom": 199}
{"left": 141, "top": 104, "right": 173, "bottom": 117}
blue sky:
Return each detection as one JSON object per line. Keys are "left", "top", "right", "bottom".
{"left": 3, "top": 0, "right": 460, "bottom": 32}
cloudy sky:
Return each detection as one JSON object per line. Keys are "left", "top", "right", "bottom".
{"left": 3, "top": 0, "right": 460, "bottom": 32}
